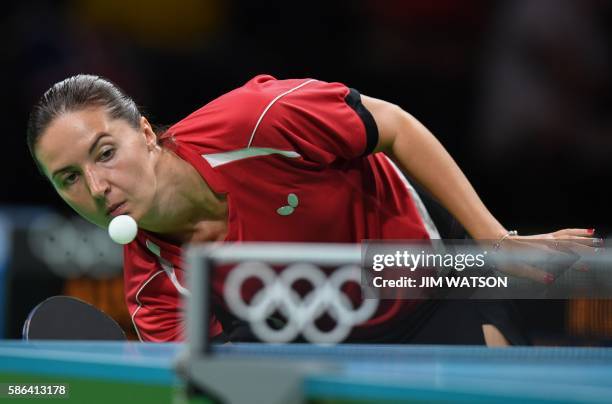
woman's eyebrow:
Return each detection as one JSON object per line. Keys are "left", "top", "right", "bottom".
{"left": 51, "top": 132, "right": 111, "bottom": 179}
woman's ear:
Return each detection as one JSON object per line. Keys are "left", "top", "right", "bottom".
{"left": 141, "top": 116, "right": 159, "bottom": 150}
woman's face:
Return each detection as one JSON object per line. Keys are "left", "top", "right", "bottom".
{"left": 35, "top": 107, "right": 159, "bottom": 228}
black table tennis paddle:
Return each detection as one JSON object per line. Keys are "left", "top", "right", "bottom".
{"left": 22, "top": 296, "right": 127, "bottom": 341}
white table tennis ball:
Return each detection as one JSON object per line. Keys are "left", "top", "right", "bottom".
{"left": 108, "top": 215, "right": 138, "bottom": 245}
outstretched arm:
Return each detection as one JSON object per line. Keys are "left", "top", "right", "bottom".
{"left": 360, "top": 95, "right": 597, "bottom": 246}
{"left": 361, "top": 95, "right": 507, "bottom": 240}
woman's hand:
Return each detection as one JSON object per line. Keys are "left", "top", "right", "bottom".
{"left": 492, "top": 228, "right": 603, "bottom": 283}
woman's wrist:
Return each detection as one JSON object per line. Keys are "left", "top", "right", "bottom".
{"left": 466, "top": 219, "right": 509, "bottom": 240}
{"left": 493, "top": 230, "right": 518, "bottom": 249}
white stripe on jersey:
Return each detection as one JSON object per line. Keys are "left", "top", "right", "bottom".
{"left": 247, "top": 79, "right": 317, "bottom": 147}
{"left": 131, "top": 269, "right": 165, "bottom": 342}
{"left": 202, "top": 147, "right": 301, "bottom": 168}
{"left": 385, "top": 156, "right": 441, "bottom": 239}
{"left": 130, "top": 240, "right": 190, "bottom": 341}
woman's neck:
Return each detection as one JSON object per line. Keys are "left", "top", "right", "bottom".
{"left": 139, "top": 148, "right": 228, "bottom": 243}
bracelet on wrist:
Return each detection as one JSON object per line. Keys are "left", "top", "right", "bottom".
{"left": 493, "top": 230, "right": 518, "bottom": 250}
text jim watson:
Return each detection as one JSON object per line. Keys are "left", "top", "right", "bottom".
{"left": 372, "top": 275, "right": 509, "bottom": 288}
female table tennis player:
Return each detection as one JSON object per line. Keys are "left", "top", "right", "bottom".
{"left": 26, "top": 74, "right": 599, "bottom": 345}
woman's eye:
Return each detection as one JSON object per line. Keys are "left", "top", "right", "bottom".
{"left": 63, "top": 173, "right": 79, "bottom": 186}
{"left": 99, "top": 148, "right": 115, "bottom": 161}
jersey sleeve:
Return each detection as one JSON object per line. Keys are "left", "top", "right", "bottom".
{"left": 247, "top": 76, "right": 379, "bottom": 165}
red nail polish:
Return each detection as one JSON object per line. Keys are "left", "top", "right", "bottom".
{"left": 588, "top": 228, "right": 595, "bottom": 235}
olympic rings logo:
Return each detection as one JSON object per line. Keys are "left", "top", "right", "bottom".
{"left": 224, "top": 262, "right": 379, "bottom": 344}
{"left": 27, "top": 213, "right": 122, "bottom": 278}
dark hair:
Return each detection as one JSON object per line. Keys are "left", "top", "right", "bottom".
{"left": 26, "top": 74, "right": 142, "bottom": 172}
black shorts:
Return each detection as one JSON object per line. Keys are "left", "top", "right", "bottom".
{"left": 394, "top": 299, "right": 531, "bottom": 345}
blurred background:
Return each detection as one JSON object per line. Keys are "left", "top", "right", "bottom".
{"left": 0, "top": 0, "right": 611, "bottom": 344}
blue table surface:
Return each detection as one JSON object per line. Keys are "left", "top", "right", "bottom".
{"left": 1, "top": 341, "right": 612, "bottom": 403}
{"left": 0, "top": 341, "right": 181, "bottom": 385}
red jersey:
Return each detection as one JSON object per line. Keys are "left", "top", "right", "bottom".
{"left": 123, "top": 75, "right": 435, "bottom": 342}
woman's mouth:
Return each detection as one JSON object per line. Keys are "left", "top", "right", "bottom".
{"left": 107, "top": 202, "right": 128, "bottom": 217}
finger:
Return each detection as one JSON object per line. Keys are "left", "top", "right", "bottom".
{"left": 550, "top": 239, "right": 604, "bottom": 272}
{"left": 504, "top": 239, "right": 578, "bottom": 264}
{"left": 497, "top": 238, "right": 594, "bottom": 276}
{"left": 554, "top": 228, "right": 596, "bottom": 237}
{"left": 555, "top": 237, "right": 604, "bottom": 249}
{"left": 521, "top": 235, "right": 602, "bottom": 249}
{"left": 498, "top": 263, "right": 553, "bottom": 284}
{"left": 511, "top": 239, "right": 559, "bottom": 254}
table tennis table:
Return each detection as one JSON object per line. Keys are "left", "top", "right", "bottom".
{"left": 1, "top": 340, "right": 612, "bottom": 403}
